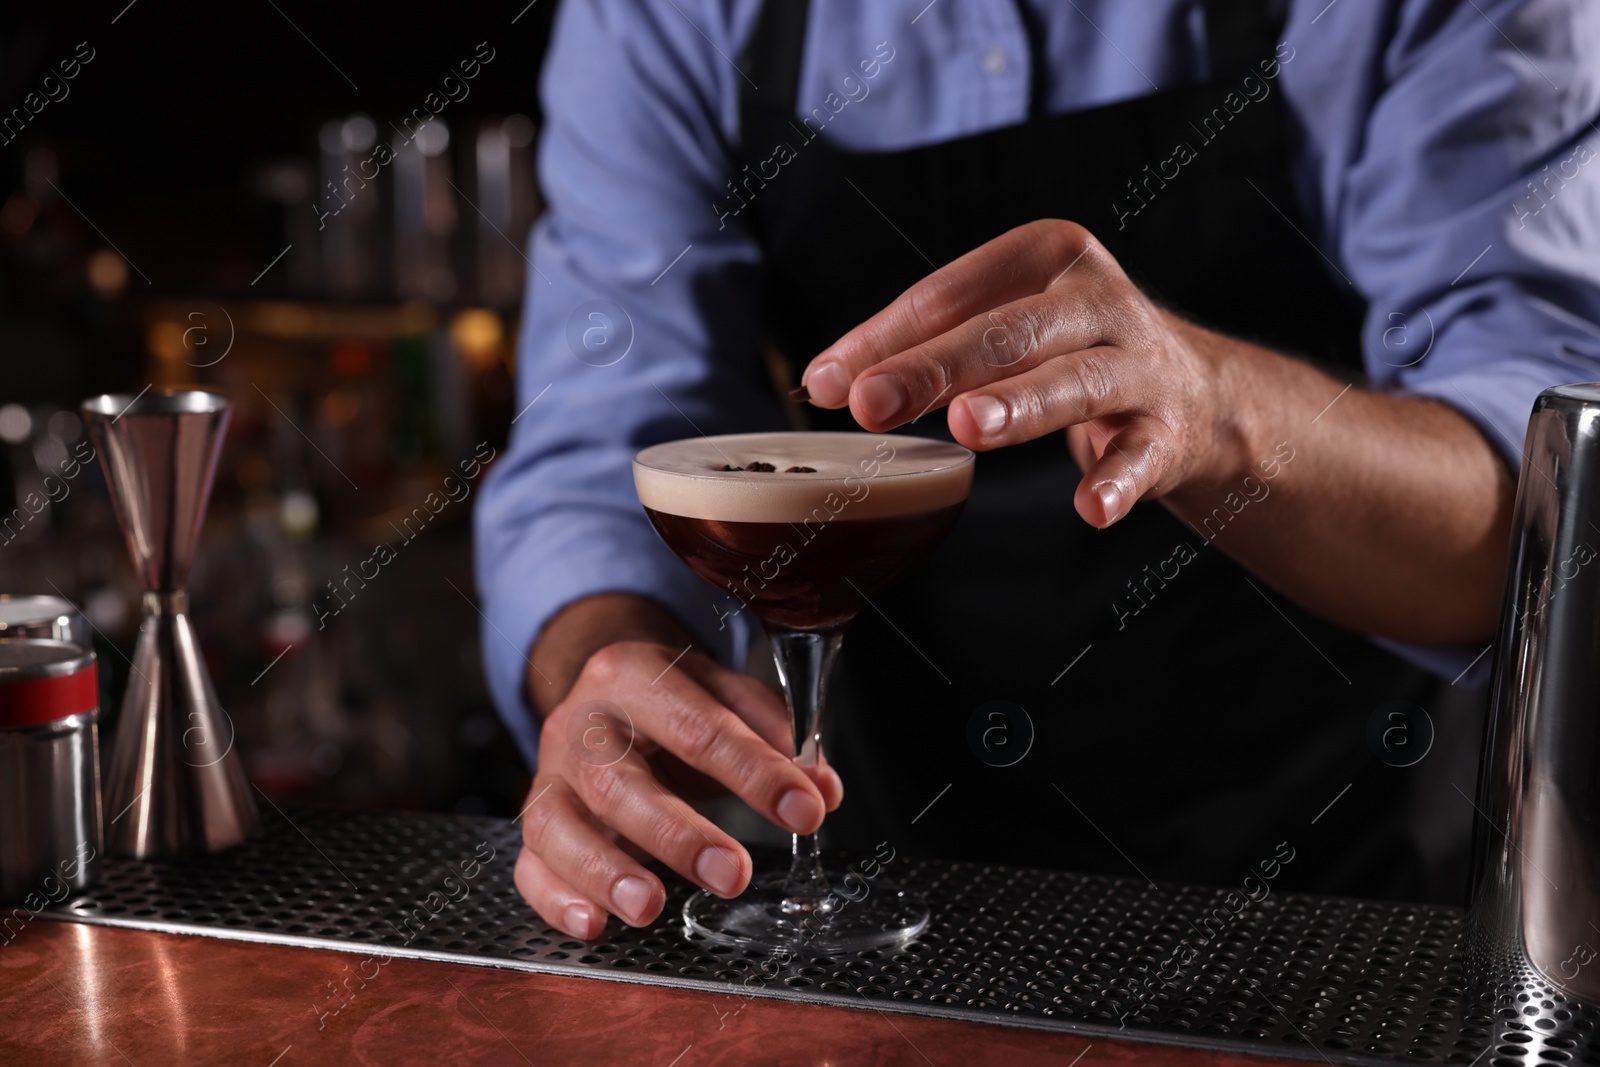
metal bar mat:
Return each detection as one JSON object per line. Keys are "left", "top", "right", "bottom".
{"left": 36, "top": 808, "right": 1598, "bottom": 1066}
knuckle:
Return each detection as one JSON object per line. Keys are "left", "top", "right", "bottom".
{"left": 520, "top": 789, "right": 563, "bottom": 852}
{"left": 1040, "top": 219, "right": 1091, "bottom": 265}
{"left": 570, "top": 845, "right": 622, "bottom": 893}
{"left": 1001, "top": 383, "right": 1042, "bottom": 429}
{"left": 582, "top": 643, "right": 617, "bottom": 684}
{"left": 537, "top": 715, "right": 565, "bottom": 761}
{"left": 646, "top": 808, "right": 702, "bottom": 860}
{"left": 581, "top": 642, "right": 628, "bottom": 685}
{"left": 662, "top": 698, "right": 725, "bottom": 767}
{"left": 577, "top": 759, "right": 629, "bottom": 813}
{"left": 908, "top": 268, "right": 961, "bottom": 327}
{"left": 919, "top": 348, "right": 959, "bottom": 395}
{"left": 978, "top": 304, "right": 1038, "bottom": 367}
{"left": 1079, "top": 234, "right": 1113, "bottom": 273}
{"left": 1068, "top": 351, "right": 1119, "bottom": 407}
{"left": 724, "top": 742, "right": 779, "bottom": 802}
{"left": 513, "top": 848, "right": 545, "bottom": 894}
{"left": 1110, "top": 282, "right": 1156, "bottom": 336}
{"left": 1120, "top": 421, "right": 1176, "bottom": 489}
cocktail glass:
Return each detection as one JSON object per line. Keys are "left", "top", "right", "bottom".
{"left": 634, "top": 431, "right": 973, "bottom": 951}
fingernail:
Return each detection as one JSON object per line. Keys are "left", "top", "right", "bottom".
{"left": 612, "top": 876, "right": 654, "bottom": 925}
{"left": 806, "top": 361, "right": 851, "bottom": 406}
{"left": 1096, "top": 482, "right": 1123, "bottom": 524}
{"left": 563, "top": 903, "right": 596, "bottom": 938}
{"left": 695, "top": 847, "right": 743, "bottom": 897}
{"left": 964, "top": 395, "right": 1007, "bottom": 437}
{"left": 776, "top": 788, "right": 823, "bottom": 834}
{"left": 856, "top": 375, "right": 907, "bottom": 425}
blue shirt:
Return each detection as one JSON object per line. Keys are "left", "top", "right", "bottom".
{"left": 474, "top": 0, "right": 1600, "bottom": 767}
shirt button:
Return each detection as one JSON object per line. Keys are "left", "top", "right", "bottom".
{"left": 982, "top": 46, "right": 1007, "bottom": 76}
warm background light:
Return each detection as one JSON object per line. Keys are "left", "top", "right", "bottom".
{"left": 450, "top": 307, "right": 504, "bottom": 370}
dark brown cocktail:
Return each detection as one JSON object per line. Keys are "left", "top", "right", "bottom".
{"left": 634, "top": 431, "right": 973, "bottom": 951}
{"left": 642, "top": 507, "right": 964, "bottom": 630}
{"left": 637, "top": 433, "right": 970, "bottom": 630}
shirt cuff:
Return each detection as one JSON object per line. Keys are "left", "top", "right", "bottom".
{"left": 1393, "top": 357, "right": 1567, "bottom": 473}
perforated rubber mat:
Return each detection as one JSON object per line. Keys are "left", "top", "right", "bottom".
{"left": 36, "top": 808, "right": 1600, "bottom": 1066}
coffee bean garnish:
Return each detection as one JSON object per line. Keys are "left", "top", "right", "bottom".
{"left": 787, "top": 385, "right": 811, "bottom": 402}
{"left": 716, "top": 461, "right": 815, "bottom": 473}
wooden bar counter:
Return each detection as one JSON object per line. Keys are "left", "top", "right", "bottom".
{"left": 0, "top": 919, "right": 1305, "bottom": 1066}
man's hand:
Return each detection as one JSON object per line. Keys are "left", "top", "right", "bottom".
{"left": 516, "top": 638, "right": 842, "bottom": 940}
{"left": 798, "top": 218, "right": 1514, "bottom": 644}
{"left": 798, "top": 219, "right": 1247, "bottom": 527}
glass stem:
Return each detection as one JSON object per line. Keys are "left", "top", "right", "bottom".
{"left": 768, "top": 627, "right": 844, "bottom": 908}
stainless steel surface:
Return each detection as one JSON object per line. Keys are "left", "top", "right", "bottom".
{"left": 0, "top": 640, "right": 101, "bottom": 904}
{"left": 80, "top": 390, "right": 256, "bottom": 858}
{"left": 1469, "top": 383, "right": 1600, "bottom": 1018}
{"left": 0, "top": 594, "right": 90, "bottom": 648}
{"left": 36, "top": 807, "right": 1535, "bottom": 1067}
{"left": 0, "top": 713, "right": 101, "bottom": 904}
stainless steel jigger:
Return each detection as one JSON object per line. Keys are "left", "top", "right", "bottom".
{"left": 1469, "top": 383, "right": 1600, "bottom": 1034}
{"left": 81, "top": 390, "right": 256, "bottom": 856}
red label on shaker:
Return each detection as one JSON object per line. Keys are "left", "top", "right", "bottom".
{"left": 0, "top": 641, "right": 99, "bottom": 728}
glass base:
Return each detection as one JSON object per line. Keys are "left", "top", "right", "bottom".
{"left": 683, "top": 872, "right": 930, "bottom": 953}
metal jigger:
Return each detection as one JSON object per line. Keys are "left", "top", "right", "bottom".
{"left": 1468, "top": 383, "right": 1600, "bottom": 1046}
{"left": 81, "top": 390, "right": 256, "bottom": 856}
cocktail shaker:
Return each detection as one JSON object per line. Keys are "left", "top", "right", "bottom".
{"left": 0, "top": 639, "right": 101, "bottom": 904}
{"left": 81, "top": 390, "right": 256, "bottom": 857}
{"left": 1469, "top": 383, "right": 1600, "bottom": 1021}
{"left": 0, "top": 595, "right": 91, "bottom": 648}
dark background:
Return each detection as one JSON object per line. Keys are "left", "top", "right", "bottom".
{"left": 0, "top": 0, "right": 562, "bottom": 816}
{"left": 0, "top": 0, "right": 557, "bottom": 294}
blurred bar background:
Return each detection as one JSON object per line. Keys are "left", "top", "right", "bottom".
{"left": 0, "top": 3, "right": 561, "bottom": 818}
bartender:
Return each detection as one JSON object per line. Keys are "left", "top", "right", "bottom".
{"left": 475, "top": 0, "right": 1600, "bottom": 940}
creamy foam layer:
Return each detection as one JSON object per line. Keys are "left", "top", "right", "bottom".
{"left": 634, "top": 432, "right": 973, "bottom": 522}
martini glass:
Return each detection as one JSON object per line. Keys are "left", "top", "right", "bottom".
{"left": 634, "top": 431, "right": 973, "bottom": 951}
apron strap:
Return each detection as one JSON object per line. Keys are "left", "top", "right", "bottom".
{"left": 738, "top": 0, "right": 810, "bottom": 144}
{"left": 1202, "top": 0, "right": 1290, "bottom": 80}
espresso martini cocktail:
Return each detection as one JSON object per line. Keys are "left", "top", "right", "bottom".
{"left": 634, "top": 431, "right": 974, "bottom": 951}
{"left": 635, "top": 433, "right": 972, "bottom": 632}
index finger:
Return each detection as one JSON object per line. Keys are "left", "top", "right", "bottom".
{"left": 628, "top": 658, "right": 827, "bottom": 835}
{"left": 801, "top": 219, "right": 1096, "bottom": 405}
{"left": 677, "top": 655, "right": 845, "bottom": 810}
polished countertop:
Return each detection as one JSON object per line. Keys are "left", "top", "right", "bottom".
{"left": 0, "top": 920, "right": 1304, "bottom": 1066}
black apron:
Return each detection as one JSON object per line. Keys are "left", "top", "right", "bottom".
{"left": 733, "top": 0, "right": 1482, "bottom": 904}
